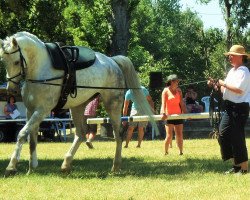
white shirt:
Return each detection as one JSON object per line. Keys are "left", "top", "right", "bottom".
{"left": 223, "top": 65, "right": 250, "bottom": 103}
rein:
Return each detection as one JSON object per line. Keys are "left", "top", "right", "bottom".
{"left": 209, "top": 87, "right": 222, "bottom": 138}
{"left": 28, "top": 80, "right": 142, "bottom": 90}
{"left": 179, "top": 80, "right": 207, "bottom": 87}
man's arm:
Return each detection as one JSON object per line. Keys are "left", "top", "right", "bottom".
{"left": 218, "top": 79, "right": 243, "bottom": 94}
{"left": 123, "top": 100, "right": 130, "bottom": 116}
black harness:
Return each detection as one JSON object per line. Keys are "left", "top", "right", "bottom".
{"left": 209, "top": 88, "right": 223, "bottom": 138}
{"left": 44, "top": 43, "right": 96, "bottom": 111}
{"left": 4, "top": 46, "right": 27, "bottom": 85}
{"left": 4, "top": 42, "right": 96, "bottom": 112}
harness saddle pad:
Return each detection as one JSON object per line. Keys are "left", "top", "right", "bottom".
{"left": 45, "top": 43, "right": 96, "bottom": 70}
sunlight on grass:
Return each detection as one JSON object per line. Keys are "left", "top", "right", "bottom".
{"left": 0, "top": 139, "right": 249, "bottom": 199}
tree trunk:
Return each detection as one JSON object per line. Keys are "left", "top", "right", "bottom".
{"left": 108, "top": 0, "right": 133, "bottom": 56}
{"left": 224, "top": 0, "right": 233, "bottom": 50}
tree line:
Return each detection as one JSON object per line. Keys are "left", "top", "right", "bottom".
{"left": 0, "top": 0, "right": 249, "bottom": 111}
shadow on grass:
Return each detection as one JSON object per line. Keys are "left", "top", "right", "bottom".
{"left": 0, "top": 156, "right": 227, "bottom": 179}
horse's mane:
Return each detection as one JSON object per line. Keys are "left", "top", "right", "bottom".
{"left": 14, "top": 31, "right": 43, "bottom": 44}
{"left": 0, "top": 31, "right": 43, "bottom": 54}
{"left": 0, "top": 31, "right": 48, "bottom": 72}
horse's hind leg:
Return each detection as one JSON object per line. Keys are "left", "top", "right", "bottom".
{"left": 102, "top": 93, "right": 123, "bottom": 172}
{"left": 61, "top": 104, "right": 85, "bottom": 173}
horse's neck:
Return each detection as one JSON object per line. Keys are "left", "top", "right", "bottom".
{"left": 16, "top": 32, "right": 42, "bottom": 44}
{"left": 18, "top": 38, "right": 63, "bottom": 80}
{"left": 26, "top": 59, "right": 64, "bottom": 81}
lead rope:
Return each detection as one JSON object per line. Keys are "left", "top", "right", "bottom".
{"left": 209, "top": 86, "right": 222, "bottom": 139}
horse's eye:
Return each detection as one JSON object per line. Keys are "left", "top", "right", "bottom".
{"left": 14, "top": 61, "right": 20, "bottom": 65}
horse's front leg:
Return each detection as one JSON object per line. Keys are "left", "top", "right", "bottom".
{"left": 4, "top": 122, "right": 31, "bottom": 177}
{"left": 5, "top": 111, "right": 45, "bottom": 177}
{"left": 26, "top": 111, "right": 48, "bottom": 175}
{"left": 27, "top": 125, "right": 40, "bottom": 175}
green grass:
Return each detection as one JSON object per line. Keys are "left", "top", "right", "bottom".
{"left": 0, "top": 138, "right": 249, "bottom": 200}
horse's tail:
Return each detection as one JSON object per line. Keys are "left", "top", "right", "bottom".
{"left": 111, "top": 55, "right": 159, "bottom": 136}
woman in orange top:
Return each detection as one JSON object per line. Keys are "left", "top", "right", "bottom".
{"left": 161, "top": 74, "right": 187, "bottom": 155}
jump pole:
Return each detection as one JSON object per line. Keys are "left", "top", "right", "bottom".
{"left": 87, "top": 112, "right": 210, "bottom": 124}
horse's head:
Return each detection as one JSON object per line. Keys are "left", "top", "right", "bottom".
{"left": 0, "top": 35, "right": 26, "bottom": 93}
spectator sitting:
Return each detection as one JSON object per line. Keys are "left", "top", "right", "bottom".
{"left": 4, "top": 95, "right": 18, "bottom": 119}
{"left": 3, "top": 95, "right": 18, "bottom": 141}
{"left": 185, "top": 85, "right": 203, "bottom": 113}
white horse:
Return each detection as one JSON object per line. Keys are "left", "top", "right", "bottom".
{"left": 0, "top": 31, "right": 157, "bottom": 176}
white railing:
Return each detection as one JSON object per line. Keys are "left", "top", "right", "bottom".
{"left": 87, "top": 112, "right": 211, "bottom": 124}
{"left": 0, "top": 117, "right": 72, "bottom": 122}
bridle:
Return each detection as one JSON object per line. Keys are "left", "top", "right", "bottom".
{"left": 4, "top": 45, "right": 27, "bottom": 86}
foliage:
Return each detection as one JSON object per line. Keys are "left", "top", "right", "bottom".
{"left": 0, "top": 61, "right": 6, "bottom": 84}
{"left": 64, "top": 0, "right": 112, "bottom": 51}
{"left": 28, "top": 0, "right": 70, "bottom": 42}
{"left": 130, "top": 1, "right": 222, "bottom": 102}
{"left": 202, "top": 28, "right": 225, "bottom": 77}
{"left": 204, "top": 42, "right": 228, "bottom": 79}
{"left": 199, "top": 0, "right": 250, "bottom": 48}
{"left": 0, "top": 0, "right": 249, "bottom": 112}
{"left": 226, "top": 0, "right": 250, "bottom": 34}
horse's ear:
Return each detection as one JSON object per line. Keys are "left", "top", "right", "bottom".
{"left": 12, "top": 37, "right": 18, "bottom": 47}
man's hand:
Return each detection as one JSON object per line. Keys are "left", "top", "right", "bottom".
{"left": 207, "top": 78, "right": 220, "bottom": 91}
{"left": 207, "top": 78, "right": 215, "bottom": 87}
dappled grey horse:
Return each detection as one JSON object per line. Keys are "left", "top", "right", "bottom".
{"left": 0, "top": 31, "right": 157, "bottom": 176}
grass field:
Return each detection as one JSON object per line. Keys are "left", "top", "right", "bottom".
{"left": 0, "top": 138, "right": 249, "bottom": 200}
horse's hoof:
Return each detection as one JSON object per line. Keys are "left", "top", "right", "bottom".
{"left": 61, "top": 167, "right": 71, "bottom": 174}
{"left": 4, "top": 169, "right": 17, "bottom": 178}
{"left": 61, "top": 169, "right": 71, "bottom": 174}
{"left": 26, "top": 169, "right": 35, "bottom": 175}
{"left": 111, "top": 166, "right": 121, "bottom": 173}
{"left": 32, "top": 160, "right": 39, "bottom": 169}
{"left": 109, "top": 168, "right": 122, "bottom": 177}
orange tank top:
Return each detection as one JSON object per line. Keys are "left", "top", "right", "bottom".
{"left": 164, "top": 89, "right": 182, "bottom": 115}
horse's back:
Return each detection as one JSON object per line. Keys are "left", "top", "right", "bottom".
{"left": 90, "top": 52, "right": 125, "bottom": 81}
{"left": 64, "top": 52, "right": 126, "bottom": 107}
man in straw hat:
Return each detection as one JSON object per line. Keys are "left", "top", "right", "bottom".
{"left": 208, "top": 44, "right": 250, "bottom": 175}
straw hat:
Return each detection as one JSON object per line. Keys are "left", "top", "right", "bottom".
{"left": 224, "top": 45, "right": 249, "bottom": 57}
